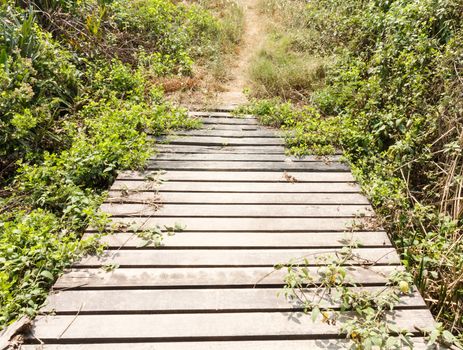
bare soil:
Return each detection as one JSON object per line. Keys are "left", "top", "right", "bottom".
{"left": 215, "top": 0, "right": 265, "bottom": 107}
{"left": 167, "top": 0, "right": 265, "bottom": 109}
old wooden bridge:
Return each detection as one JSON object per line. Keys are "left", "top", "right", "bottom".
{"left": 20, "top": 111, "right": 435, "bottom": 349}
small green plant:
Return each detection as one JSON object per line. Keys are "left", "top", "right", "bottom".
{"left": 273, "top": 245, "right": 418, "bottom": 349}
{"left": 134, "top": 223, "right": 186, "bottom": 247}
{"left": 238, "top": 99, "right": 340, "bottom": 155}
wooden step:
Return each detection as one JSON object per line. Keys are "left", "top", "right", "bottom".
{"left": 105, "top": 217, "right": 370, "bottom": 232}
{"left": 53, "top": 266, "right": 403, "bottom": 289}
{"left": 151, "top": 153, "right": 342, "bottom": 162}
{"left": 110, "top": 180, "right": 361, "bottom": 193}
{"left": 42, "top": 287, "right": 425, "bottom": 314}
{"left": 107, "top": 191, "right": 371, "bottom": 205}
{"left": 100, "top": 203, "right": 372, "bottom": 217}
{"left": 147, "top": 160, "right": 349, "bottom": 172}
{"left": 84, "top": 231, "right": 392, "bottom": 249}
{"left": 74, "top": 248, "right": 399, "bottom": 267}
{"left": 154, "top": 144, "right": 287, "bottom": 154}
{"left": 30, "top": 310, "right": 434, "bottom": 341}
{"left": 116, "top": 171, "right": 355, "bottom": 182}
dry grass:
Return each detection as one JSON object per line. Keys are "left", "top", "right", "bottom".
{"left": 249, "top": 35, "right": 326, "bottom": 100}
{"left": 247, "top": 0, "right": 328, "bottom": 101}
{"left": 164, "top": 0, "right": 245, "bottom": 106}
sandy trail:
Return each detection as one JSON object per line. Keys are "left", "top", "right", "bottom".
{"left": 216, "top": 0, "right": 264, "bottom": 107}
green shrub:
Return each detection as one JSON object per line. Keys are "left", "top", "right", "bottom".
{"left": 0, "top": 1, "right": 203, "bottom": 329}
{"left": 0, "top": 8, "right": 80, "bottom": 179}
{"left": 0, "top": 209, "right": 97, "bottom": 325}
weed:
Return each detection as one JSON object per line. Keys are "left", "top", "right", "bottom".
{"left": 273, "top": 245, "right": 420, "bottom": 349}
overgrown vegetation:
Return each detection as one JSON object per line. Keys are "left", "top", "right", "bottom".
{"left": 249, "top": 0, "right": 330, "bottom": 100}
{"left": 275, "top": 244, "right": 421, "bottom": 349}
{"left": 243, "top": 0, "right": 463, "bottom": 345}
{"left": 0, "top": 0, "right": 240, "bottom": 329}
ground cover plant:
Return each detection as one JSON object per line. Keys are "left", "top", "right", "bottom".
{"left": 0, "top": 0, "right": 240, "bottom": 329}
{"left": 243, "top": 0, "right": 463, "bottom": 346}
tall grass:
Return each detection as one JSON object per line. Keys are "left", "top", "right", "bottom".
{"left": 250, "top": 34, "right": 326, "bottom": 100}
{"left": 248, "top": 0, "right": 331, "bottom": 100}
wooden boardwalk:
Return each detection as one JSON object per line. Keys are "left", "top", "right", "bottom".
{"left": 21, "top": 111, "right": 435, "bottom": 349}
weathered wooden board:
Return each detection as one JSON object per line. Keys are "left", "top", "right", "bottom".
{"left": 190, "top": 123, "right": 269, "bottom": 130}
{"left": 189, "top": 111, "right": 253, "bottom": 118}
{"left": 19, "top": 338, "right": 442, "bottom": 350}
{"left": 199, "top": 117, "right": 258, "bottom": 125}
{"left": 53, "top": 266, "right": 402, "bottom": 289}
{"left": 198, "top": 123, "right": 259, "bottom": 129}
{"left": 152, "top": 153, "right": 342, "bottom": 162}
{"left": 116, "top": 171, "right": 355, "bottom": 182}
{"left": 75, "top": 248, "right": 399, "bottom": 267}
{"left": 99, "top": 203, "right": 373, "bottom": 217}
{"left": 163, "top": 137, "right": 283, "bottom": 146}
{"left": 106, "top": 191, "right": 370, "bottom": 204}
{"left": 84, "top": 231, "right": 392, "bottom": 248}
{"left": 173, "top": 129, "right": 280, "bottom": 137}
{"left": 147, "top": 161, "right": 349, "bottom": 172}
{"left": 110, "top": 181, "right": 361, "bottom": 193}
{"left": 154, "top": 144, "right": 287, "bottom": 154}
{"left": 106, "top": 217, "right": 366, "bottom": 232}
{"left": 43, "top": 288, "right": 424, "bottom": 314}
{"left": 30, "top": 310, "right": 434, "bottom": 340}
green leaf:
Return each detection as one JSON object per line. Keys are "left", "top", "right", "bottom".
{"left": 311, "top": 306, "right": 320, "bottom": 322}
{"left": 40, "top": 270, "right": 54, "bottom": 280}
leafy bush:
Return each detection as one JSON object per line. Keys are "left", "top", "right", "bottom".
{"left": 0, "top": 209, "right": 97, "bottom": 325}
{"left": 0, "top": 0, "right": 208, "bottom": 329}
{"left": 0, "top": 7, "right": 80, "bottom": 180}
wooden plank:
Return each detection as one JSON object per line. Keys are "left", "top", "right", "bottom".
{"left": 193, "top": 123, "right": 266, "bottom": 130}
{"left": 174, "top": 130, "right": 280, "bottom": 138}
{"left": 200, "top": 117, "right": 258, "bottom": 125}
{"left": 116, "top": 171, "right": 355, "bottom": 182}
{"left": 84, "top": 231, "right": 392, "bottom": 248}
{"left": 30, "top": 310, "right": 434, "bottom": 340}
{"left": 99, "top": 203, "right": 373, "bottom": 217}
{"left": 147, "top": 161, "right": 349, "bottom": 172}
{"left": 106, "top": 191, "right": 370, "bottom": 205}
{"left": 106, "top": 217, "right": 365, "bottom": 232}
{"left": 53, "top": 266, "right": 402, "bottom": 289}
{"left": 154, "top": 145, "right": 286, "bottom": 154}
{"left": 110, "top": 181, "right": 361, "bottom": 193}
{"left": 19, "top": 338, "right": 443, "bottom": 350}
{"left": 152, "top": 153, "right": 342, "bottom": 162}
{"left": 75, "top": 248, "right": 399, "bottom": 267}
{"left": 189, "top": 111, "right": 252, "bottom": 118}
{"left": 163, "top": 137, "right": 283, "bottom": 146}
{"left": 42, "top": 288, "right": 424, "bottom": 314}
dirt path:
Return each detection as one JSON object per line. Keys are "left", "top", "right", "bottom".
{"left": 216, "top": 0, "right": 265, "bottom": 107}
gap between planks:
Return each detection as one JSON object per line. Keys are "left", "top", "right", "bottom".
{"left": 19, "top": 338, "right": 443, "bottom": 349}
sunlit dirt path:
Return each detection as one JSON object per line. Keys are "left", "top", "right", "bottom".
{"left": 216, "top": 0, "right": 265, "bottom": 107}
